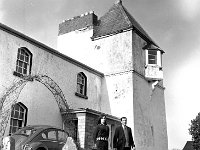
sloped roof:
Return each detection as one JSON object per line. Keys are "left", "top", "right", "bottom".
{"left": 182, "top": 141, "right": 194, "bottom": 150}
{"left": 92, "top": 0, "right": 157, "bottom": 46}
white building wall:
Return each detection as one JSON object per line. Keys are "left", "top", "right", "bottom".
{"left": 58, "top": 28, "right": 136, "bottom": 132}
{"left": 0, "top": 18, "right": 168, "bottom": 150}
{"left": 133, "top": 73, "right": 167, "bottom": 150}
{"left": 130, "top": 32, "right": 167, "bottom": 150}
{"left": 57, "top": 28, "right": 100, "bottom": 70}
{"left": 0, "top": 27, "right": 103, "bottom": 137}
{"left": 14, "top": 82, "right": 62, "bottom": 128}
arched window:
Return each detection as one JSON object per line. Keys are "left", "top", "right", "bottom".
{"left": 9, "top": 102, "right": 27, "bottom": 135}
{"left": 14, "top": 47, "right": 32, "bottom": 77}
{"left": 75, "top": 72, "right": 88, "bottom": 99}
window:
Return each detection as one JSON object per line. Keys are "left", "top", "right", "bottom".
{"left": 41, "top": 133, "right": 48, "bottom": 139}
{"left": 9, "top": 103, "right": 27, "bottom": 135}
{"left": 75, "top": 72, "right": 88, "bottom": 99}
{"left": 145, "top": 48, "right": 163, "bottom": 80}
{"left": 47, "top": 130, "right": 57, "bottom": 140}
{"left": 148, "top": 50, "right": 157, "bottom": 65}
{"left": 14, "top": 47, "right": 32, "bottom": 77}
{"left": 58, "top": 130, "right": 68, "bottom": 142}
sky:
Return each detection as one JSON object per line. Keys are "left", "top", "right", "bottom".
{"left": 0, "top": 0, "right": 200, "bottom": 149}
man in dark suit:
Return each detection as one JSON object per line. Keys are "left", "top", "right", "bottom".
{"left": 113, "top": 117, "right": 136, "bottom": 150}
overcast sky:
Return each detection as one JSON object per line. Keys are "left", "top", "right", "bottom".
{"left": 1, "top": 0, "right": 200, "bottom": 149}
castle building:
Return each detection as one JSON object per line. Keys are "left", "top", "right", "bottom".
{"left": 0, "top": 0, "right": 168, "bottom": 150}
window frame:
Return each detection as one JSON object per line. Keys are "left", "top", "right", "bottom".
{"left": 75, "top": 72, "right": 88, "bottom": 99}
{"left": 9, "top": 102, "right": 27, "bottom": 135}
{"left": 148, "top": 50, "right": 157, "bottom": 65}
{"left": 145, "top": 49, "right": 162, "bottom": 68}
{"left": 13, "top": 47, "right": 32, "bottom": 78}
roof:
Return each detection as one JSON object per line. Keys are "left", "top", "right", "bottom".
{"left": 182, "top": 141, "right": 194, "bottom": 150}
{"left": 92, "top": 0, "right": 157, "bottom": 46}
{"left": 62, "top": 108, "right": 120, "bottom": 121}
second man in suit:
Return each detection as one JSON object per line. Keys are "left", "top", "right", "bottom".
{"left": 113, "top": 117, "right": 136, "bottom": 150}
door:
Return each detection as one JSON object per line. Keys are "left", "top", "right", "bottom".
{"left": 40, "top": 129, "right": 59, "bottom": 150}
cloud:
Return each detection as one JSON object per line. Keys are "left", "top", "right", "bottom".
{"left": 0, "top": 0, "right": 5, "bottom": 21}
{"left": 167, "top": 42, "right": 200, "bottom": 149}
{"left": 177, "top": 0, "right": 200, "bottom": 20}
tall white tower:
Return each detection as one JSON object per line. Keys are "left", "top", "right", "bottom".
{"left": 57, "top": 1, "right": 168, "bottom": 150}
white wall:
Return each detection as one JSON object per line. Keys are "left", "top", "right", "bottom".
{"left": 18, "top": 81, "right": 63, "bottom": 128}
{"left": 0, "top": 27, "right": 103, "bottom": 138}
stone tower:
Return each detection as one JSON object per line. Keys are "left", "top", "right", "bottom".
{"left": 57, "top": 1, "right": 168, "bottom": 150}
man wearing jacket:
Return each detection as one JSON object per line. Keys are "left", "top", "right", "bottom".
{"left": 113, "top": 117, "right": 136, "bottom": 150}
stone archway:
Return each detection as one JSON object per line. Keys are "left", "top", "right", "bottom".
{"left": 0, "top": 74, "right": 69, "bottom": 140}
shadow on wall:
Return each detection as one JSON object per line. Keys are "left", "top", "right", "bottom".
{"left": 100, "top": 77, "right": 111, "bottom": 114}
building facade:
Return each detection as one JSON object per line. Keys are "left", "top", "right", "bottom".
{"left": 0, "top": 1, "right": 168, "bottom": 150}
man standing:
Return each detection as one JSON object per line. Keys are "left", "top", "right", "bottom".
{"left": 113, "top": 117, "right": 136, "bottom": 150}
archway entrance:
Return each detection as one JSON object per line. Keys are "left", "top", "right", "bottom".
{"left": 0, "top": 74, "right": 69, "bottom": 141}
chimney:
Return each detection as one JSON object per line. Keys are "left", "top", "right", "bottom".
{"left": 115, "top": 0, "right": 122, "bottom": 4}
{"left": 58, "top": 11, "right": 98, "bottom": 36}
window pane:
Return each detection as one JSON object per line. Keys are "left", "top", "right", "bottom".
{"left": 12, "top": 127, "right": 17, "bottom": 133}
{"left": 23, "top": 69, "right": 27, "bottom": 74}
{"left": 148, "top": 50, "right": 157, "bottom": 64}
{"left": 16, "top": 66, "right": 19, "bottom": 72}
{"left": 14, "top": 111, "right": 19, "bottom": 118}
{"left": 18, "top": 61, "right": 23, "bottom": 67}
{"left": 149, "top": 50, "right": 157, "bottom": 55}
{"left": 77, "top": 84, "right": 81, "bottom": 92}
{"left": 20, "top": 55, "right": 24, "bottom": 61}
{"left": 10, "top": 119, "right": 13, "bottom": 126}
{"left": 77, "top": 76, "right": 81, "bottom": 83}
{"left": 20, "top": 107, "right": 24, "bottom": 112}
{"left": 18, "top": 120, "right": 23, "bottom": 127}
{"left": 48, "top": 131, "right": 57, "bottom": 140}
{"left": 18, "top": 67, "right": 22, "bottom": 73}
{"left": 149, "top": 60, "right": 156, "bottom": 64}
{"left": 80, "top": 78, "right": 84, "bottom": 84}
{"left": 77, "top": 73, "right": 86, "bottom": 96}
{"left": 16, "top": 48, "right": 31, "bottom": 75}
{"left": 80, "top": 88, "right": 83, "bottom": 94}
{"left": 20, "top": 49, "right": 25, "bottom": 55}
{"left": 11, "top": 110, "right": 14, "bottom": 117}
{"left": 58, "top": 131, "right": 68, "bottom": 141}
{"left": 149, "top": 55, "right": 155, "bottom": 60}
{"left": 19, "top": 113, "right": 24, "bottom": 119}
{"left": 25, "top": 56, "right": 29, "bottom": 62}
{"left": 13, "top": 119, "right": 18, "bottom": 126}
{"left": 24, "top": 63, "right": 27, "bottom": 69}
{"left": 42, "top": 133, "right": 48, "bottom": 139}
{"left": 77, "top": 84, "right": 84, "bottom": 94}
{"left": 15, "top": 105, "right": 20, "bottom": 111}
{"left": 25, "top": 52, "right": 29, "bottom": 57}
{"left": 9, "top": 103, "right": 27, "bottom": 134}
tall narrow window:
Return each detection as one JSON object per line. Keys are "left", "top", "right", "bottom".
{"left": 14, "top": 47, "right": 32, "bottom": 77}
{"left": 148, "top": 50, "right": 157, "bottom": 65}
{"left": 75, "top": 72, "right": 88, "bottom": 99}
{"left": 9, "top": 103, "right": 27, "bottom": 135}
